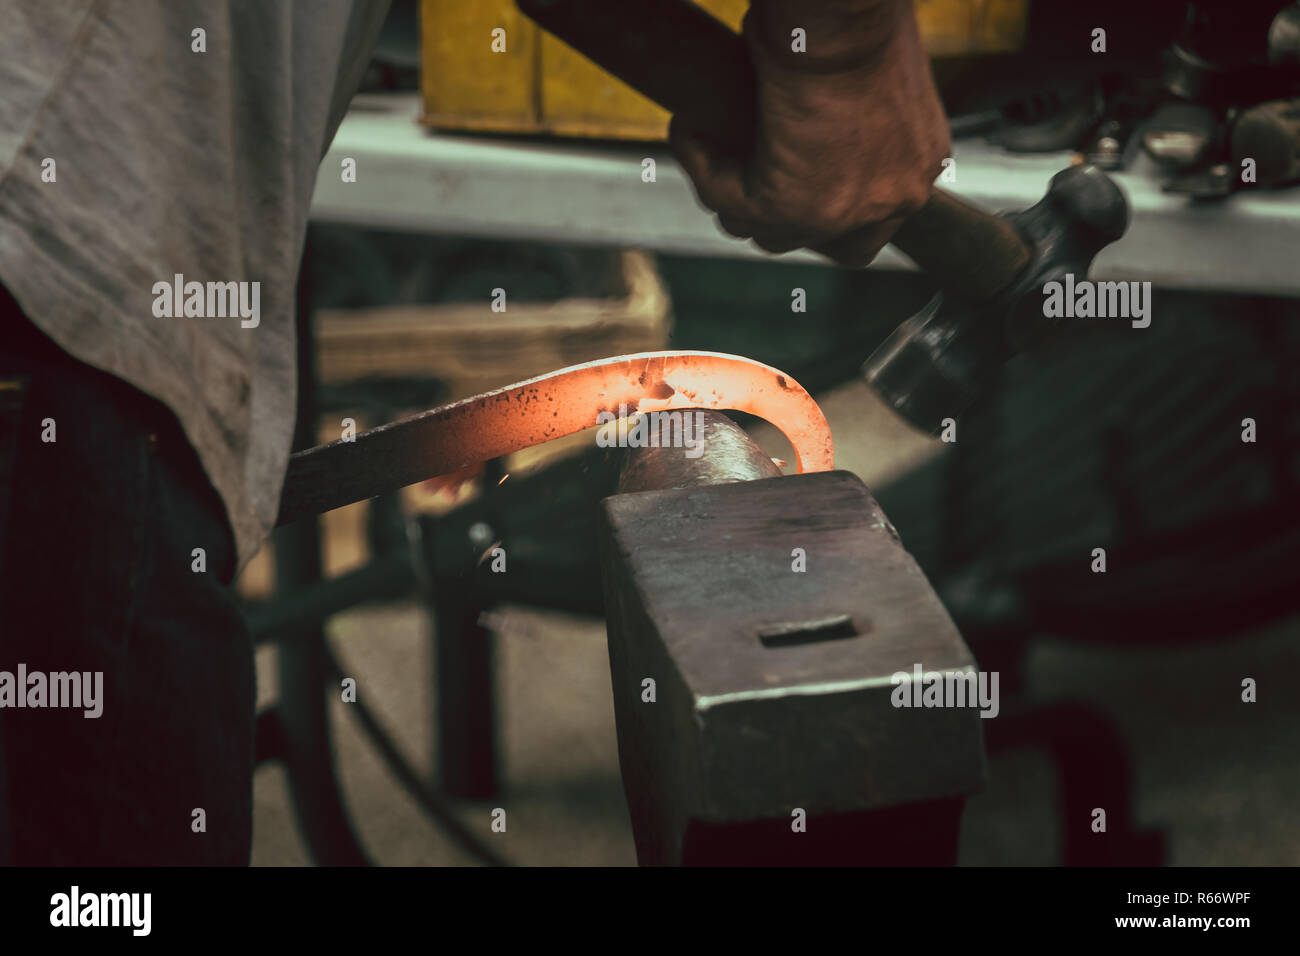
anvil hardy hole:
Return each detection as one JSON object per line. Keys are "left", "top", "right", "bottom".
{"left": 756, "top": 614, "right": 861, "bottom": 648}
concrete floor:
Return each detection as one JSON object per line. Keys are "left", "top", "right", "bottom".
{"left": 251, "top": 600, "right": 1300, "bottom": 866}
{"left": 253, "top": 603, "right": 633, "bottom": 866}
{"left": 250, "top": 380, "right": 1300, "bottom": 866}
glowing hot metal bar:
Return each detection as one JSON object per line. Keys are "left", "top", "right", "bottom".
{"left": 276, "top": 351, "right": 834, "bottom": 526}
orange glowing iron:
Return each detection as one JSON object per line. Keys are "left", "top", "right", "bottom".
{"left": 276, "top": 351, "right": 834, "bottom": 526}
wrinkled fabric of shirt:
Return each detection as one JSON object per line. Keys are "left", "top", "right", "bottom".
{"left": 0, "top": 0, "right": 392, "bottom": 569}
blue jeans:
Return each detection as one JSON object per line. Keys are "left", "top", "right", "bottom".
{"left": 0, "top": 289, "right": 254, "bottom": 865}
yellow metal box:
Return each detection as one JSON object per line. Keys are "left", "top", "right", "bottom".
{"left": 420, "top": 0, "right": 1029, "bottom": 140}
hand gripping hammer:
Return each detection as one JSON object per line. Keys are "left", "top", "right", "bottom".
{"left": 517, "top": 0, "right": 1131, "bottom": 432}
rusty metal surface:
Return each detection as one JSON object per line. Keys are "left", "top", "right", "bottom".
{"left": 599, "top": 467, "right": 987, "bottom": 864}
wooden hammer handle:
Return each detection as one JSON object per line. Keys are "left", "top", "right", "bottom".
{"left": 517, "top": 0, "right": 1031, "bottom": 302}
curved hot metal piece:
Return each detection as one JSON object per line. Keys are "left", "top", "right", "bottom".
{"left": 276, "top": 351, "right": 834, "bottom": 526}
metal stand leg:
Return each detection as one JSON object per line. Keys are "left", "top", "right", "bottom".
{"left": 274, "top": 229, "right": 370, "bottom": 865}
{"left": 432, "top": 592, "right": 498, "bottom": 800}
{"left": 419, "top": 505, "right": 500, "bottom": 800}
{"left": 986, "top": 700, "right": 1164, "bottom": 865}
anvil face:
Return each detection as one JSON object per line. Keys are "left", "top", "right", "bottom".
{"left": 598, "top": 470, "right": 987, "bottom": 865}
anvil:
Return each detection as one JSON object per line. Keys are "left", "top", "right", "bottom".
{"left": 599, "top": 414, "right": 986, "bottom": 865}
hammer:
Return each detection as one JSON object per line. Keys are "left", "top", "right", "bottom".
{"left": 517, "top": 0, "right": 1131, "bottom": 432}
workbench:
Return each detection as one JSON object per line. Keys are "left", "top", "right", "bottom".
{"left": 313, "top": 93, "right": 1300, "bottom": 299}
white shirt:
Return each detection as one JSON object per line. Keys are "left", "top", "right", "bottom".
{"left": 0, "top": 0, "right": 392, "bottom": 568}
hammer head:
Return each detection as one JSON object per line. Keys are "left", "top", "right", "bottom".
{"left": 864, "top": 164, "right": 1129, "bottom": 433}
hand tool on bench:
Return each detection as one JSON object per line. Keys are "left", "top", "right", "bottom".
{"left": 516, "top": 0, "right": 1132, "bottom": 433}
